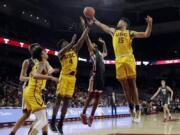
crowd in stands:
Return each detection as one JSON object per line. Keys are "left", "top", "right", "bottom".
{"left": 0, "top": 63, "right": 180, "bottom": 115}
{"left": 0, "top": 78, "right": 127, "bottom": 108}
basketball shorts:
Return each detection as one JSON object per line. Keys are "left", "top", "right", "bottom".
{"left": 56, "top": 74, "right": 76, "bottom": 98}
{"left": 115, "top": 55, "right": 136, "bottom": 80}
{"left": 23, "top": 87, "right": 46, "bottom": 113}
{"left": 162, "top": 96, "right": 168, "bottom": 106}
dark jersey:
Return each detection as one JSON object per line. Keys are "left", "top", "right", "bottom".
{"left": 90, "top": 48, "right": 105, "bottom": 90}
{"left": 160, "top": 86, "right": 169, "bottom": 105}
{"left": 92, "top": 48, "right": 105, "bottom": 74}
{"left": 160, "top": 86, "right": 168, "bottom": 97}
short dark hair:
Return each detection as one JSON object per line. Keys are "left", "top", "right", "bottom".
{"left": 29, "top": 43, "right": 40, "bottom": 54}
{"left": 31, "top": 46, "right": 43, "bottom": 61}
{"left": 120, "top": 17, "right": 131, "bottom": 27}
{"left": 57, "top": 39, "right": 67, "bottom": 50}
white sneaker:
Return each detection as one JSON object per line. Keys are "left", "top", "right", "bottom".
{"left": 134, "top": 111, "right": 141, "bottom": 123}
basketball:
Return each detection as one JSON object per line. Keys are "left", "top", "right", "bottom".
{"left": 83, "top": 7, "right": 95, "bottom": 18}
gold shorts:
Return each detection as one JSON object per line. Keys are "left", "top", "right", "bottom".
{"left": 23, "top": 87, "right": 46, "bottom": 113}
{"left": 115, "top": 55, "right": 136, "bottom": 80}
{"left": 56, "top": 74, "right": 76, "bottom": 98}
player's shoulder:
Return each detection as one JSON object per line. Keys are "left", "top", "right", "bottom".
{"left": 23, "top": 58, "right": 30, "bottom": 65}
{"left": 166, "top": 85, "right": 171, "bottom": 89}
{"left": 36, "top": 60, "right": 46, "bottom": 67}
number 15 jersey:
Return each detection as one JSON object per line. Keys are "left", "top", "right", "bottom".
{"left": 60, "top": 49, "right": 78, "bottom": 75}
{"left": 113, "top": 30, "right": 133, "bottom": 57}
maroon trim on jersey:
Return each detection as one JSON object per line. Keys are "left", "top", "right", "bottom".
{"left": 34, "top": 80, "right": 44, "bottom": 107}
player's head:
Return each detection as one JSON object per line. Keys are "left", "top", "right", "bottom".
{"left": 117, "top": 17, "right": 130, "bottom": 29}
{"left": 31, "top": 46, "right": 48, "bottom": 61}
{"left": 161, "top": 80, "right": 166, "bottom": 87}
{"left": 28, "top": 43, "right": 40, "bottom": 55}
{"left": 57, "top": 39, "right": 69, "bottom": 50}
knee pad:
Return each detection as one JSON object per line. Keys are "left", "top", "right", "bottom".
{"left": 33, "top": 110, "right": 48, "bottom": 131}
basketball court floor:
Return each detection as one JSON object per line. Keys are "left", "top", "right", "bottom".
{"left": 1, "top": 113, "right": 180, "bottom": 135}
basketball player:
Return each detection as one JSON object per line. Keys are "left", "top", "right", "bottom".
{"left": 91, "top": 15, "right": 153, "bottom": 122}
{"left": 23, "top": 46, "right": 58, "bottom": 135}
{"left": 9, "top": 43, "right": 49, "bottom": 135}
{"left": 50, "top": 26, "right": 89, "bottom": 134}
{"left": 151, "top": 80, "right": 174, "bottom": 122}
{"left": 79, "top": 17, "right": 107, "bottom": 127}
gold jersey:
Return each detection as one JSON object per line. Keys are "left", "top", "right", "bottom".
{"left": 26, "top": 61, "right": 47, "bottom": 94}
{"left": 60, "top": 50, "right": 78, "bottom": 75}
{"left": 112, "top": 30, "right": 133, "bottom": 57}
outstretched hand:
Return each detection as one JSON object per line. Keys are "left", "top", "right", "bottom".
{"left": 145, "top": 15, "right": 153, "bottom": 24}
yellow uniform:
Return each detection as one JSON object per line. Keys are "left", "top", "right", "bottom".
{"left": 23, "top": 62, "right": 47, "bottom": 113}
{"left": 113, "top": 30, "right": 136, "bottom": 80}
{"left": 57, "top": 50, "right": 78, "bottom": 97}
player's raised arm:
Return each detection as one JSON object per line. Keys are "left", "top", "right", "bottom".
{"left": 80, "top": 16, "right": 95, "bottom": 54}
{"left": 98, "top": 37, "right": 107, "bottom": 58}
{"left": 32, "top": 62, "right": 58, "bottom": 83}
{"left": 73, "top": 25, "right": 89, "bottom": 53}
{"left": 58, "top": 34, "right": 77, "bottom": 59}
{"left": 151, "top": 87, "right": 161, "bottom": 100}
{"left": 93, "top": 17, "right": 115, "bottom": 37}
{"left": 166, "top": 86, "right": 174, "bottom": 101}
{"left": 130, "top": 15, "right": 153, "bottom": 38}
{"left": 19, "top": 59, "right": 29, "bottom": 82}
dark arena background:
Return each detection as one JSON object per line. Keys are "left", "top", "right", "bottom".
{"left": 0, "top": 0, "right": 180, "bottom": 135}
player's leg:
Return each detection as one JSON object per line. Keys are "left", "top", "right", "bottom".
{"left": 111, "top": 104, "right": 114, "bottom": 116}
{"left": 163, "top": 104, "right": 167, "bottom": 122}
{"left": 128, "top": 78, "right": 141, "bottom": 121}
{"left": 42, "top": 123, "right": 48, "bottom": 135}
{"left": 116, "top": 61, "right": 134, "bottom": 115}
{"left": 88, "top": 91, "right": 102, "bottom": 127}
{"left": 125, "top": 57, "right": 138, "bottom": 121}
{"left": 57, "top": 75, "right": 76, "bottom": 134}
{"left": 119, "top": 79, "right": 133, "bottom": 113}
{"left": 9, "top": 111, "right": 30, "bottom": 135}
{"left": 82, "top": 92, "right": 94, "bottom": 114}
{"left": 29, "top": 109, "right": 48, "bottom": 135}
{"left": 57, "top": 97, "right": 71, "bottom": 134}
{"left": 166, "top": 106, "right": 172, "bottom": 120}
{"left": 28, "top": 118, "right": 38, "bottom": 135}
{"left": 50, "top": 94, "right": 62, "bottom": 131}
{"left": 27, "top": 102, "right": 48, "bottom": 135}
{"left": 166, "top": 98, "right": 172, "bottom": 120}
{"left": 115, "top": 105, "right": 117, "bottom": 115}
{"left": 81, "top": 91, "right": 94, "bottom": 125}
{"left": 81, "top": 74, "right": 95, "bottom": 124}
